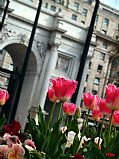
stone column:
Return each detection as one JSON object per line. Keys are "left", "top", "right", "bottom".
{"left": 38, "top": 43, "right": 59, "bottom": 108}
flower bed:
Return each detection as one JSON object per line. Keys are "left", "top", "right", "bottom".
{"left": 0, "top": 77, "right": 119, "bottom": 158}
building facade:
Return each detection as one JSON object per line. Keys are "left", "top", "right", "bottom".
{"left": 0, "top": 0, "right": 119, "bottom": 128}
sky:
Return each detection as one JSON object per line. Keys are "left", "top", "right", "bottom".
{"left": 100, "top": 0, "right": 119, "bottom": 10}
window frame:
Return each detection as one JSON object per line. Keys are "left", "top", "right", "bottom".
{"left": 71, "top": 14, "right": 77, "bottom": 21}
{"left": 50, "top": 5, "right": 56, "bottom": 12}
{"left": 94, "top": 77, "right": 100, "bottom": 85}
{"left": 100, "top": 52, "right": 105, "bottom": 60}
{"left": 82, "top": 8, "right": 88, "bottom": 16}
{"left": 74, "top": 2, "right": 80, "bottom": 11}
{"left": 103, "top": 18, "right": 109, "bottom": 26}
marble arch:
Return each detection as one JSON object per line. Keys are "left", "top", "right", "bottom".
{"left": 0, "top": 35, "right": 45, "bottom": 128}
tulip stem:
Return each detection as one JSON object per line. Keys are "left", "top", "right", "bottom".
{"left": 107, "top": 110, "right": 114, "bottom": 149}
{"left": 77, "top": 110, "right": 90, "bottom": 152}
{"left": 57, "top": 101, "right": 63, "bottom": 121}
{"left": 47, "top": 101, "right": 56, "bottom": 129}
{"left": 98, "top": 115, "right": 105, "bottom": 147}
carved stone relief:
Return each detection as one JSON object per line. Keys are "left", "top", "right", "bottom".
{"left": 36, "top": 41, "right": 47, "bottom": 62}
{"left": 0, "top": 27, "right": 28, "bottom": 43}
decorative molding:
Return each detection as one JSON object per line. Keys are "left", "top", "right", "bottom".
{"left": 47, "top": 42, "right": 60, "bottom": 50}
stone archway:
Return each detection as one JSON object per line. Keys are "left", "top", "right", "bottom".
{"left": 0, "top": 36, "right": 43, "bottom": 128}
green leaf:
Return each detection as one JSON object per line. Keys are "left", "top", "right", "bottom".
{"left": 67, "top": 117, "right": 79, "bottom": 134}
{"left": 38, "top": 106, "right": 47, "bottom": 134}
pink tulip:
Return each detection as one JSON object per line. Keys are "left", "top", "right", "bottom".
{"left": 0, "top": 89, "right": 9, "bottom": 106}
{"left": 112, "top": 110, "right": 119, "bottom": 125}
{"left": 25, "top": 139, "right": 36, "bottom": 149}
{"left": 92, "top": 108, "right": 102, "bottom": 121}
{"left": 48, "top": 87, "right": 58, "bottom": 102}
{"left": 63, "top": 102, "right": 76, "bottom": 116}
{"left": 7, "top": 144, "right": 25, "bottom": 159}
{"left": 99, "top": 99, "right": 112, "bottom": 115}
{"left": 50, "top": 77, "right": 78, "bottom": 102}
{"left": 106, "top": 84, "right": 119, "bottom": 110}
{"left": 83, "top": 92, "right": 99, "bottom": 110}
{"left": 0, "top": 145, "right": 8, "bottom": 158}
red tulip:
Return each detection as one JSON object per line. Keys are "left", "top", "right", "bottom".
{"left": 112, "top": 110, "right": 119, "bottom": 125}
{"left": 49, "top": 77, "right": 78, "bottom": 102}
{"left": 92, "top": 108, "right": 102, "bottom": 121}
{"left": 73, "top": 153, "right": 84, "bottom": 159}
{"left": 48, "top": 87, "right": 58, "bottom": 102}
{"left": 4, "top": 120, "right": 21, "bottom": 135}
{"left": 83, "top": 92, "right": 99, "bottom": 110}
{"left": 106, "top": 84, "right": 119, "bottom": 110}
{"left": 0, "top": 89, "right": 9, "bottom": 106}
{"left": 99, "top": 99, "right": 112, "bottom": 115}
{"left": 63, "top": 102, "right": 76, "bottom": 116}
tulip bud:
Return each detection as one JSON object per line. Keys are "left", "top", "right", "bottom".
{"left": 75, "top": 107, "right": 81, "bottom": 118}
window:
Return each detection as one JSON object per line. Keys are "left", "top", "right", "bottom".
{"left": 101, "top": 30, "right": 107, "bottom": 34}
{"left": 102, "top": 42, "right": 108, "bottom": 49}
{"left": 83, "top": 87, "right": 86, "bottom": 93}
{"left": 86, "top": 75, "right": 88, "bottom": 82}
{"left": 50, "top": 5, "right": 56, "bottom": 12}
{"left": 71, "top": 14, "right": 77, "bottom": 21}
{"left": 45, "top": 3, "right": 48, "bottom": 8}
{"left": 92, "top": 90, "right": 97, "bottom": 95}
{"left": 94, "top": 77, "right": 100, "bottom": 85}
{"left": 52, "top": 0, "right": 64, "bottom": 4}
{"left": 74, "top": 2, "right": 79, "bottom": 11}
{"left": 103, "top": 18, "right": 109, "bottom": 26}
{"left": 55, "top": 54, "right": 70, "bottom": 73}
{"left": 100, "top": 52, "right": 105, "bottom": 60}
{"left": 82, "top": 8, "right": 88, "bottom": 16}
{"left": 97, "top": 65, "right": 103, "bottom": 72}
{"left": 88, "top": 62, "right": 92, "bottom": 69}
{"left": 58, "top": 8, "right": 61, "bottom": 12}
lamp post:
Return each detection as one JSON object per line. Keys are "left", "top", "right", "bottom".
{"left": 71, "top": 0, "right": 100, "bottom": 104}
{"left": 0, "top": 0, "right": 10, "bottom": 31}
{"left": 10, "top": 0, "right": 42, "bottom": 122}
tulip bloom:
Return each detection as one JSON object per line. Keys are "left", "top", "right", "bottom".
{"left": 92, "top": 108, "right": 102, "bottom": 121}
{"left": 0, "top": 88, "right": 9, "bottom": 106}
{"left": 112, "top": 110, "right": 119, "bottom": 125}
{"left": 63, "top": 102, "right": 76, "bottom": 116}
{"left": 7, "top": 144, "right": 25, "bottom": 159}
{"left": 73, "top": 153, "right": 84, "bottom": 159}
{"left": 83, "top": 92, "right": 99, "bottom": 110}
{"left": 106, "top": 84, "right": 119, "bottom": 110}
{"left": 99, "top": 99, "right": 112, "bottom": 115}
{"left": 48, "top": 87, "right": 58, "bottom": 102}
{"left": 0, "top": 145, "right": 8, "bottom": 158}
{"left": 25, "top": 139, "right": 36, "bottom": 149}
{"left": 4, "top": 120, "right": 21, "bottom": 135}
{"left": 50, "top": 77, "right": 78, "bottom": 102}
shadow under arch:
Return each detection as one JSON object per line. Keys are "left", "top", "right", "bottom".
{"left": 1, "top": 37, "right": 42, "bottom": 127}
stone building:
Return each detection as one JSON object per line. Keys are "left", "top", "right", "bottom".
{"left": 0, "top": 0, "right": 119, "bottom": 128}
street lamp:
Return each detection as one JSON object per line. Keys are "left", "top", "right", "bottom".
{"left": 71, "top": 0, "right": 100, "bottom": 104}
{"left": 10, "top": 0, "right": 42, "bottom": 122}
{"left": 0, "top": 0, "right": 10, "bottom": 31}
